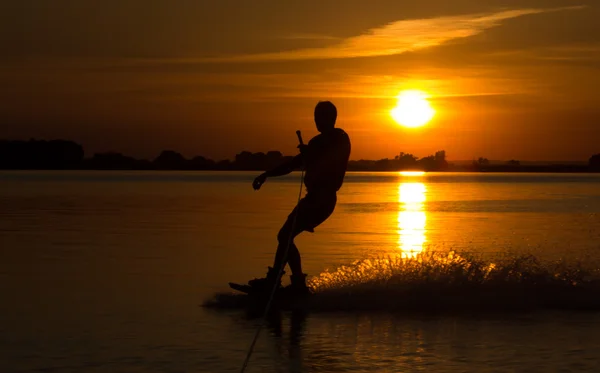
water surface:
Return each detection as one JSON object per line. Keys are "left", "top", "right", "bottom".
{"left": 1, "top": 171, "right": 600, "bottom": 372}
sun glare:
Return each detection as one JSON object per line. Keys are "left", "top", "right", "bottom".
{"left": 391, "top": 90, "right": 435, "bottom": 128}
{"left": 397, "top": 182, "right": 427, "bottom": 258}
{"left": 399, "top": 171, "right": 426, "bottom": 177}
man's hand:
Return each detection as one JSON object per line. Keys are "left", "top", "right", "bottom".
{"left": 252, "top": 173, "right": 267, "bottom": 190}
{"left": 297, "top": 144, "right": 309, "bottom": 156}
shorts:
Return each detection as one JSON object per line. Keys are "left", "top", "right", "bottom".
{"left": 287, "top": 192, "right": 337, "bottom": 233}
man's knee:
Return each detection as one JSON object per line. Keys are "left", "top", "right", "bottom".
{"left": 277, "top": 226, "right": 291, "bottom": 244}
{"left": 278, "top": 219, "right": 303, "bottom": 244}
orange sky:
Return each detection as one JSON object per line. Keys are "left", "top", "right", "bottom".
{"left": 1, "top": 1, "right": 599, "bottom": 161}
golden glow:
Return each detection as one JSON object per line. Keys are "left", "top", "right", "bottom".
{"left": 399, "top": 171, "right": 425, "bottom": 177}
{"left": 397, "top": 182, "right": 427, "bottom": 258}
{"left": 391, "top": 90, "right": 435, "bottom": 128}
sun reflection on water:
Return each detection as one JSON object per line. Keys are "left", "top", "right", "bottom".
{"left": 397, "top": 182, "right": 427, "bottom": 258}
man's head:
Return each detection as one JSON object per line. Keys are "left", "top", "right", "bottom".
{"left": 314, "top": 101, "right": 337, "bottom": 133}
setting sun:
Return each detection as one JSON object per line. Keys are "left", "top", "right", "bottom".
{"left": 391, "top": 90, "right": 435, "bottom": 128}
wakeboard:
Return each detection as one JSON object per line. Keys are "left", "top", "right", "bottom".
{"left": 228, "top": 282, "right": 255, "bottom": 294}
{"left": 226, "top": 282, "right": 312, "bottom": 313}
{"left": 228, "top": 282, "right": 285, "bottom": 296}
{"left": 228, "top": 282, "right": 312, "bottom": 299}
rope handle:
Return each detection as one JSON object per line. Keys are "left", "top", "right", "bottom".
{"left": 239, "top": 131, "right": 305, "bottom": 373}
{"left": 296, "top": 130, "right": 304, "bottom": 146}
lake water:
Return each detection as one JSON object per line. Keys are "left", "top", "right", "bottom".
{"left": 2, "top": 171, "right": 600, "bottom": 372}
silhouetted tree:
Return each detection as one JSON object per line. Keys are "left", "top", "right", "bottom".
{"left": 471, "top": 157, "right": 490, "bottom": 172}
{"left": 375, "top": 158, "right": 392, "bottom": 171}
{"left": 266, "top": 150, "right": 282, "bottom": 159}
{"left": 154, "top": 150, "right": 187, "bottom": 170}
{"left": 217, "top": 159, "right": 232, "bottom": 170}
{"left": 0, "top": 139, "right": 84, "bottom": 169}
{"left": 232, "top": 150, "right": 287, "bottom": 170}
{"left": 395, "top": 152, "right": 418, "bottom": 162}
{"left": 418, "top": 155, "right": 435, "bottom": 171}
{"left": 507, "top": 160, "right": 521, "bottom": 166}
{"left": 394, "top": 152, "right": 419, "bottom": 169}
{"left": 590, "top": 154, "right": 600, "bottom": 171}
{"left": 478, "top": 157, "right": 490, "bottom": 165}
{"left": 189, "top": 155, "right": 216, "bottom": 170}
{"left": 234, "top": 151, "right": 254, "bottom": 170}
{"left": 434, "top": 150, "right": 449, "bottom": 170}
{"left": 85, "top": 152, "right": 139, "bottom": 170}
{"left": 265, "top": 151, "right": 285, "bottom": 169}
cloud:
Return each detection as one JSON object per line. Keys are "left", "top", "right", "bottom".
{"left": 277, "top": 33, "right": 341, "bottom": 41}
{"left": 484, "top": 41, "right": 600, "bottom": 64}
{"left": 166, "top": 5, "right": 584, "bottom": 64}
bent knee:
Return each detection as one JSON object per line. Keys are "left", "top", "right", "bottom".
{"left": 277, "top": 228, "right": 290, "bottom": 244}
{"left": 278, "top": 225, "right": 304, "bottom": 243}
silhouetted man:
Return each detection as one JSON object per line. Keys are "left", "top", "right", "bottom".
{"left": 249, "top": 101, "right": 351, "bottom": 295}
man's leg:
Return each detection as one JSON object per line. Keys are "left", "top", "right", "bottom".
{"left": 247, "top": 203, "right": 305, "bottom": 290}
{"left": 248, "top": 194, "right": 335, "bottom": 292}
{"left": 286, "top": 243, "right": 303, "bottom": 278}
{"left": 273, "top": 213, "right": 305, "bottom": 277}
{"left": 276, "top": 194, "right": 336, "bottom": 294}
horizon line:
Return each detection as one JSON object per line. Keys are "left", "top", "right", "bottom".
{"left": 0, "top": 138, "right": 596, "bottom": 164}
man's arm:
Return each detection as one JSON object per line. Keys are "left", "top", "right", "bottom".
{"left": 253, "top": 153, "right": 304, "bottom": 190}
{"left": 264, "top": 154, "right": 303, "bottom": 177}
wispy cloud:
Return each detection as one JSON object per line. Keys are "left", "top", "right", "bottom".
{"left": 179, "top": 6, "right": 584, "bottom": 64}
{"left": 485, "top": 41, "right": 600, "bottom": 63}
{"left": 277, "top": 33, "right": 341, "bottom": 41}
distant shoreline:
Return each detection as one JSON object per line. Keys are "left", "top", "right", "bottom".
{"left": 1, "top": 167, "right": 599, "bottom": 173}
{"left": 2, "top": 138, "right": 599, "bottom": 173}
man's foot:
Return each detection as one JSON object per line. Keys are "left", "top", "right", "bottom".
{"left": 283, "top": 273, "right": 312, "bottom": 296}
{"left": 247, "top": 267, "right": 284, "bottom": 293}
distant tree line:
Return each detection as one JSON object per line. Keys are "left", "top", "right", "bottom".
{"left": 0, "top": 139, "right": 599, "bottom": 172}
{"left": 348, "top": 151, "right": 449, "bottom": 171}
{"left": 0, "top": 139, "right": 84, "bottom": 169}
{"left": 465, "top": 156, "right": 599, "bottom": 173}
{"left": 591, "top": 154, "right": 600, "bottom": 171}
{"left": 0, "top": 139, "right": 296, "bottom": 171}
